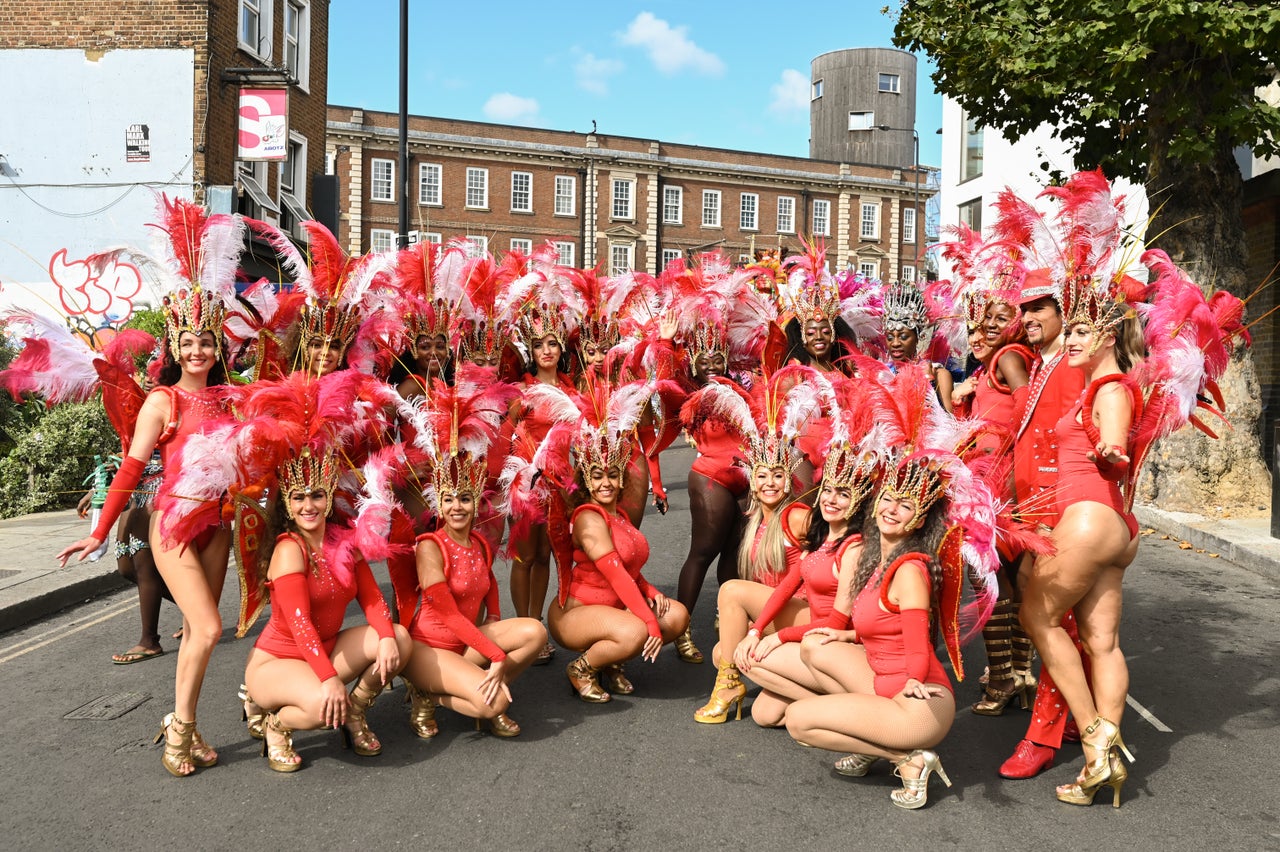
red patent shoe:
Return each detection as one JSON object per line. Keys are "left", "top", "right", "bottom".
{"left": 998, "top": 739, "right": 1056, "bottom": 779}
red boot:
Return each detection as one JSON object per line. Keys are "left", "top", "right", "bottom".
{"left": 999, "top": 739, "right": 1056, "bottom": 779}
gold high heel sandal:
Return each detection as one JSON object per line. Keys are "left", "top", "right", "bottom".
{"left": 261, "top": 712, "right": 302, "bottom": 773}
{"left": 189, "top": 727, "right": 218, "bottom": 768}
{"left": 1057, "top": 716, "right": 1134, "bottom": 807}
{"left": 474, "top": 713, "right": 522, "bottom": 737}
{"left": 566, "top": 654, "right": 611, "bottom": 703}
{"left": 601, "top": 663, "right": 634, "bottom": 695}
{"left": 693, "top": 661, "right": 746, "bottom": 724}
{"left": 1058, "top": 751, "right": 1128, "bottom": 807}
{"left": 972, "top": 599, "right": 1019, "bottom": 715}
{"left": 834, "top": 753, "right": 878, "bottom": 777}
{"left": 341, "top": 680, "right": 385, "bottom": 756}
{"left": 154, "top": 713, "right": 197, "bottom": 778}
{"left": 675, "top": 628, "right": 704, "bottom": 664}
{"left": 404, "top": 682, "right": 438, "bottom": 739}
{"left": 890, "top": 750, "right": 952, "bottom": 810}
{"left": 239, "top": 682, "right": 265, "bottom": 740}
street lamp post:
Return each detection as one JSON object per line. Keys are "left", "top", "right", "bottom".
{"left": 876, "top": 125, "right": 920, "bottom": 281}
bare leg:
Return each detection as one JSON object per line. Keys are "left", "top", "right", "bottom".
{"left": 800, "top": 633, "right": 877, "bottom": 695}
{"left": 114, "top": 508, "right": 167, "bottom": 660}
{"left": 743, "top": 643, "right": 823, "bottom": 725}
{"left": 786, "top": 689, "right": 956, "bottom": 761}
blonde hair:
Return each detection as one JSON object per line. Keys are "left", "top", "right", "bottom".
{"left": 1114, "top": 313, "right": 1145, "bottom": 374}
{"left": 737, "top": 498, "right": 794, "bottom": 582}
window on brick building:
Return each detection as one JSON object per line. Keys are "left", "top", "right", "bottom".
{"left": 408, "top": 231, "right": 442, "bottom": 245}
{"left": 740, "top": 193, "right": 759, "bottom": 231}
{"left": 465, "top": 235, "right": 488, "bottom": 258}
{"left": 859, "top": 261, "right": 879, "bottom": 279}
{"left": 284, "top": 0, "right": 310, "bottom": 89}
{"left": 860, "top": 202, "right": 879, "bottom": 240}
{"left": 661, "top": 248, "right": 682, "bottom": 267}
{"left": 370, "top": 229, "right": 395, "bottom": 253}
{"left": 612, "top": 179, "right": 634, "bottom": 220}
{"left": 371, "top": 159, "right": 394, "bottom": 202}
{"left": 510, "top": 238, "right": 533, "bottom": 254}
{"left": 239, "top": 0, "right": 273, "bottom": 60}
{"left": 663, "top": 186, "right": 683, "bottom": 224}
{"left": 419, "top": 163, "right": 441, "bottom": 206}
{"left": 511, "top": 172, "right": 532, "bottom": 212}
{"left": 279, "top": 134, "right": 308, "bottom": 235}
{"left": 424, "top": 232, "right": 442, "bottom": 245}
{"left": 812, "top": 199, "right": 830, "bottom": 236}
{"left": 702, "top": 190, "right": 721, "bottom": 227}
{"left": 777, "top": 197, "right": 795, "bottom": 234}
{"left": 554, "top": 175, "right": 576, "bottom": 216}
{"left": 610, "top": 243, "right": 634, "bottom": 275}
{"left": 466, "top": 168, "right": 489, "bottom": 209}
{"left": 555, "top": 241, "right": 576, "bottom": 266}
{"left": 903, "top": 206, "right": 917, "bottom": 244}
{"left": 900, "top": 265, "right": 917, "bottom": 283}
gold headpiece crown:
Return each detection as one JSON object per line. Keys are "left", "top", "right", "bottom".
{"left": 781, "top": 277, "right": 840, "bottom": 323}
{"left": 515, "top": 305, "right": 568, "bottom": 349}
{"left": 746, "top": 434, "right": 803, "bottom": 480}
{"left": 430, "top": 453, "right": 489, "bottom": 507}
{"left": 689, "top": 323, "right": 728, "bottom": 360}
{"left": 572, "top": 426, "right": 632, "bottom": 481}
{"left": 821, "top": 444, "right": 880, "bottom": 518}
{"left": 163, "top": 286, "right": 226, "bottom": 360}
{"left": 578, "top": 315, "right": 621, "bottom": 354}
{"left": 407, "top": 300, "right": 451, "bottom": 342}
{"left": 278, "top": 446, "right": 341, "bottom": 518}
{"left": 877, "top": 455, "right": 945, "bottom": 532}
{"left": 300, "top": 298, "right": 362, "bottom": 350}
{"left": 458, "top": 319, "right": 509, "bottom": 364}
{"left": 1064, "top": 276, "right": 1133, "bottom": 343}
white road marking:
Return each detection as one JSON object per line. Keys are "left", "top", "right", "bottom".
{"left": 0, "top": 599, "right": 136, "bottom": 664}
{"left": 1127, "top": 694, "right": 1173, "bottom": 732}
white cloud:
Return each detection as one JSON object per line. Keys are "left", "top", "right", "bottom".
{"left": 575, "top": 52, "right": 624, "bottom": 95}
{"left": 482, "top": 93, "right": 540, "bottom": 124}
{"left": 619, "top": 12, "right": 724, "bottom": 76}
{"left": 769, "top": 69, "right": 810, "bottom": 117}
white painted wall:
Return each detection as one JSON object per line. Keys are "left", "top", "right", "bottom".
{"left": 0, "top": 48, "right": 194, "bottom": 324}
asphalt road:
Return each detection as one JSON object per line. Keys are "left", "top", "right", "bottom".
{"left": 1, "top": 445, "right": 1278, "bottom": 851}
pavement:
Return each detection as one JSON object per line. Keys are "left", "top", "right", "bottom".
{"left": 2, "top": 498, "right": 1278, "bottom": 635}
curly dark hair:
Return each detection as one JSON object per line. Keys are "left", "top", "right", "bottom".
{"left": 802, "top": 495, "right": 872, "bottom": 555}
{"left": 387, "top": 335, "right": 455, "bottom": 387}
{"left": 842, "top": 499, "right": 950, "bottom": 632}
{"left": 154, "top": 333, "right": 230, "bottom": 387}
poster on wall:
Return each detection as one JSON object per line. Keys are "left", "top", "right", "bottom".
{"left": 237, "top": 87, "right": 289, "bottom": 161}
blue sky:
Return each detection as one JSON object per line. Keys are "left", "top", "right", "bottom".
{"left": 326, "top": 2, "right": 944, "bottom": 167}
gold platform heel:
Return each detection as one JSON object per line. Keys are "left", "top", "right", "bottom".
{"left": 261, "top": 712, "right": 302, "bottom": 773}
{"left": 890, "top": 750, "right": 952, "bottom": 810}
{"left": 239, "top": 682, "right": 265, "bottom": 740}
{"left": 834, "top": 753, "right": 878, "bottom": 777}
{"left": 475, "top": 713, "right": 521, "bottom": 737}
{"left": 154, "top": 713, "right": 196, "bottom": 778}
{"left": 405, "top": 682, "right": 438, "bottom": 739}
{"left": 567, "top": 654, "right": 611, "bottom": 703}
{"left": 189, "top": 727, "right": 218, "bottom": 768}
{"left": 601, "top": 663, "right": 635, "bottom": 695}
{"left": 1056, "top": 717, "right": 1134, "bottom": 807}
{"left": 675, "top": 628, "right": 704, "bottom": 664}
{"left": 341, "top": 679, "right": 384, "bottom": 756}
{"left": 693, "top": 661, "right": 746, "bottom": 724}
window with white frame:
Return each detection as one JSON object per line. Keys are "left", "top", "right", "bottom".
{"left": 663, "top": 186, "right": 683, "bottom": 224}
{"left": 610, "top": 243, "right": 634, "bottom": 275}
{"left": 278, "top": 134, "right": 308, "bottom": 231}
{"left": 812, "top": 199, "right": 830, "bottom": 236}
{"left": 611, "top": 178, "right": 634, "bottom": 220}
{"left": 408, "top": 231, "right": 442, "bottom": 245}
{"left": 740, "top": 193, "right": 759, "bottom": 230}
{"left": 464, "top": 235, "right": 488, "bottom": 258}
{"left": 554, "top": 175, "right": 576, "bottom": 216}
{"left": 465, "top": 168, "right": 488, "bottom": 209}
{"left": 661, "top": 248, "right": 682, "bottom": 267}
{"left": 859, "top": 261, "right": 879, "bottom": 279}
{"left": 511, "top": 172, "right": 532, "bottom": 212}
{"left": 777, "top": 197, "right": 795, "bottom": 234}
{"left": 370, "top": 229, "right": 395, "bottom": 254}
{"left": 370, "top": 159, "right": 394, "bottom": 202}
{"left": 903, "top": 206, "right": 917, "bottom": 243}
{"left": 860, "top": 202, "right": 880, "bottom": 239}
{"left": 284, "top": 0, "right": 310, "bottom": 89}
{"left": 811, "top": 79, "right": 823, "bottom": 100}
{"left": 510, "top": 238, "right": 533, "bottom": 254}
{"left": 702, "top": 190, "right": 721, "bottom": 227}
{"left": 238, "top": 0, "right": 273, "bottom": 59}
{"left": 878, "top": 73, "right": 900, "bottom": 94}
{"left": 554, "top": 241, "right": 575, "bottom": 266}
{"left": 900, "top": 265, "right": 917, "bottom": 283}
{"left": 849, "top": 111, "right": 875, "bottom": 131}
{"left": 959, "top": 197, "right": 983, "bottom": 233}
{"left": 424, "top": 232, "right": 442, "bottom": 245}
{"left": 418, "top": 163, "right": 442, "bottom": 206}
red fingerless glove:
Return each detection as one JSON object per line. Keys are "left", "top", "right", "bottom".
{"left": 354, "top": 560, "right": 396, "bottom": 641}
{"left": 900, "top": 608, "right": 935, "bottom": 684}
{"left": 91, "top": 455, "right": 147, "bottom": 541}
{"left": 271, "top": 572, "right": 339, "bottom": 682}
{"left": 595, "top": 550, "right": 661, "bottom": 638}
{"left": 750, "top": 563, "right": 804, "bottom": 636}
{"left": 423, "top": 581, "right": 507, "bottom": 663}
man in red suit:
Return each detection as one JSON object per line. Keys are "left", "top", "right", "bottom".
{"left": 1000, "top": 269, "right": 1088, "bottom": 779}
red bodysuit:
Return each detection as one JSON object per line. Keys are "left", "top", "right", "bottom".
{"left": 1054, "top": 403, "right": 1139, "bottom": 539}
{"left": 410, "top": 531, "right": 507, "bottom": 662}
{"left": 746, "top": 504, "right": 805, "bottom": 589}
{"left": 565, "top": 504, "right": 660, "bottom": 636}
{"left": 688, "top": 420, "right": 748, "bottom": 496}
{"left": 853, "top": 557, "right": 952, "bottom": 698}
{"left": 255, "top": 533, "right": 396, "bottom": 682}
{"left": 1013, "top": 352, "right": 1085, "bottom": 528}
{"left": 751, "top": 535, "right": 859, "bottom": 643}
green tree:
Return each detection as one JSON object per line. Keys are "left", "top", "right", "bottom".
{"left": 0, "top": 399, "right": 117, "bottom": 517}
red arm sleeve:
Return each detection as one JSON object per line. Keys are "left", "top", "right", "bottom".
{"left": 646, "top": 454, "right": 667, "bottom": 503}
{"left": 595, "top": 551, "right": 661, "bottom": 637}
{"left": 271, "top": 572, "right": 339, "bottom": 682}
{"left": 422, "top": 581, "right": 507, "bottom": 663}
{"left": 750, "top": 562, "right": 805, "bottom": 635}
{"left": 774, "top": 608, "right": 850, "bottom": 644}
{"left": 483, "top": 570, "right": 502, "bottom": 623}
{"left": 353, "top": 559, "right": 395, "bottom": 641}
{"left": 650, "top": 338, "right": 677, "bottom": 382}
{"left": 90, "top": 455, "right": 146, "bottom": 541}
{"left": 899, "top": 608, "right": 935, "bottom": 684}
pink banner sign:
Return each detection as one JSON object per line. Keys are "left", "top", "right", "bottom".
{"left": 238, "top": 87, "right": 289, "bottom": 161}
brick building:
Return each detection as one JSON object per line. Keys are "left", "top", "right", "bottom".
{"left": 0, "top": 1, "right": 329, "bottom": 311}
{"left": 327, "top": 107, "right": 932, "bottom": 281}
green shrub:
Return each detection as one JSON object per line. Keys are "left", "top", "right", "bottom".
{"left": 0, "top": 332, "right": 47, "bottom": 456}
{"left": 0, "top": 399, "right": 118, "bottom": 518}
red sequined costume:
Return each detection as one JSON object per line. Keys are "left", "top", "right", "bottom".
{"left": 852, "top": 554, "right": 952, "bottom": 698}
{"left": 1055, "top": 402, "right": 1139, "bottom": 540}
{"left": 255, "top": 533, "right": 396, "bottom": 682}
{"left": 689, "top": 420, "right": 748, "bottom": 495}
{"left": 746, "top": 503, "right": 806, "bottom": 589}
{"left": 409, "top": 531, "right": 507, "bottom": 663}
{"left": 750, "top": 535, "right": 860, "bottom": 643}
{"left": 563, "top": 504, "right": 660, "bottom": 637}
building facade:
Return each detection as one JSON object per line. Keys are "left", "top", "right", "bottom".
{"left": 0, "top": 0, "right": 329, "bottom": 319}
{"left": 327, "top": 107, "right": 932, "bottom": 282}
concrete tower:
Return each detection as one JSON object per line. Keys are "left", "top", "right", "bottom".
{"left": 810, "top": 48, "right": 917, "bottom": 167}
